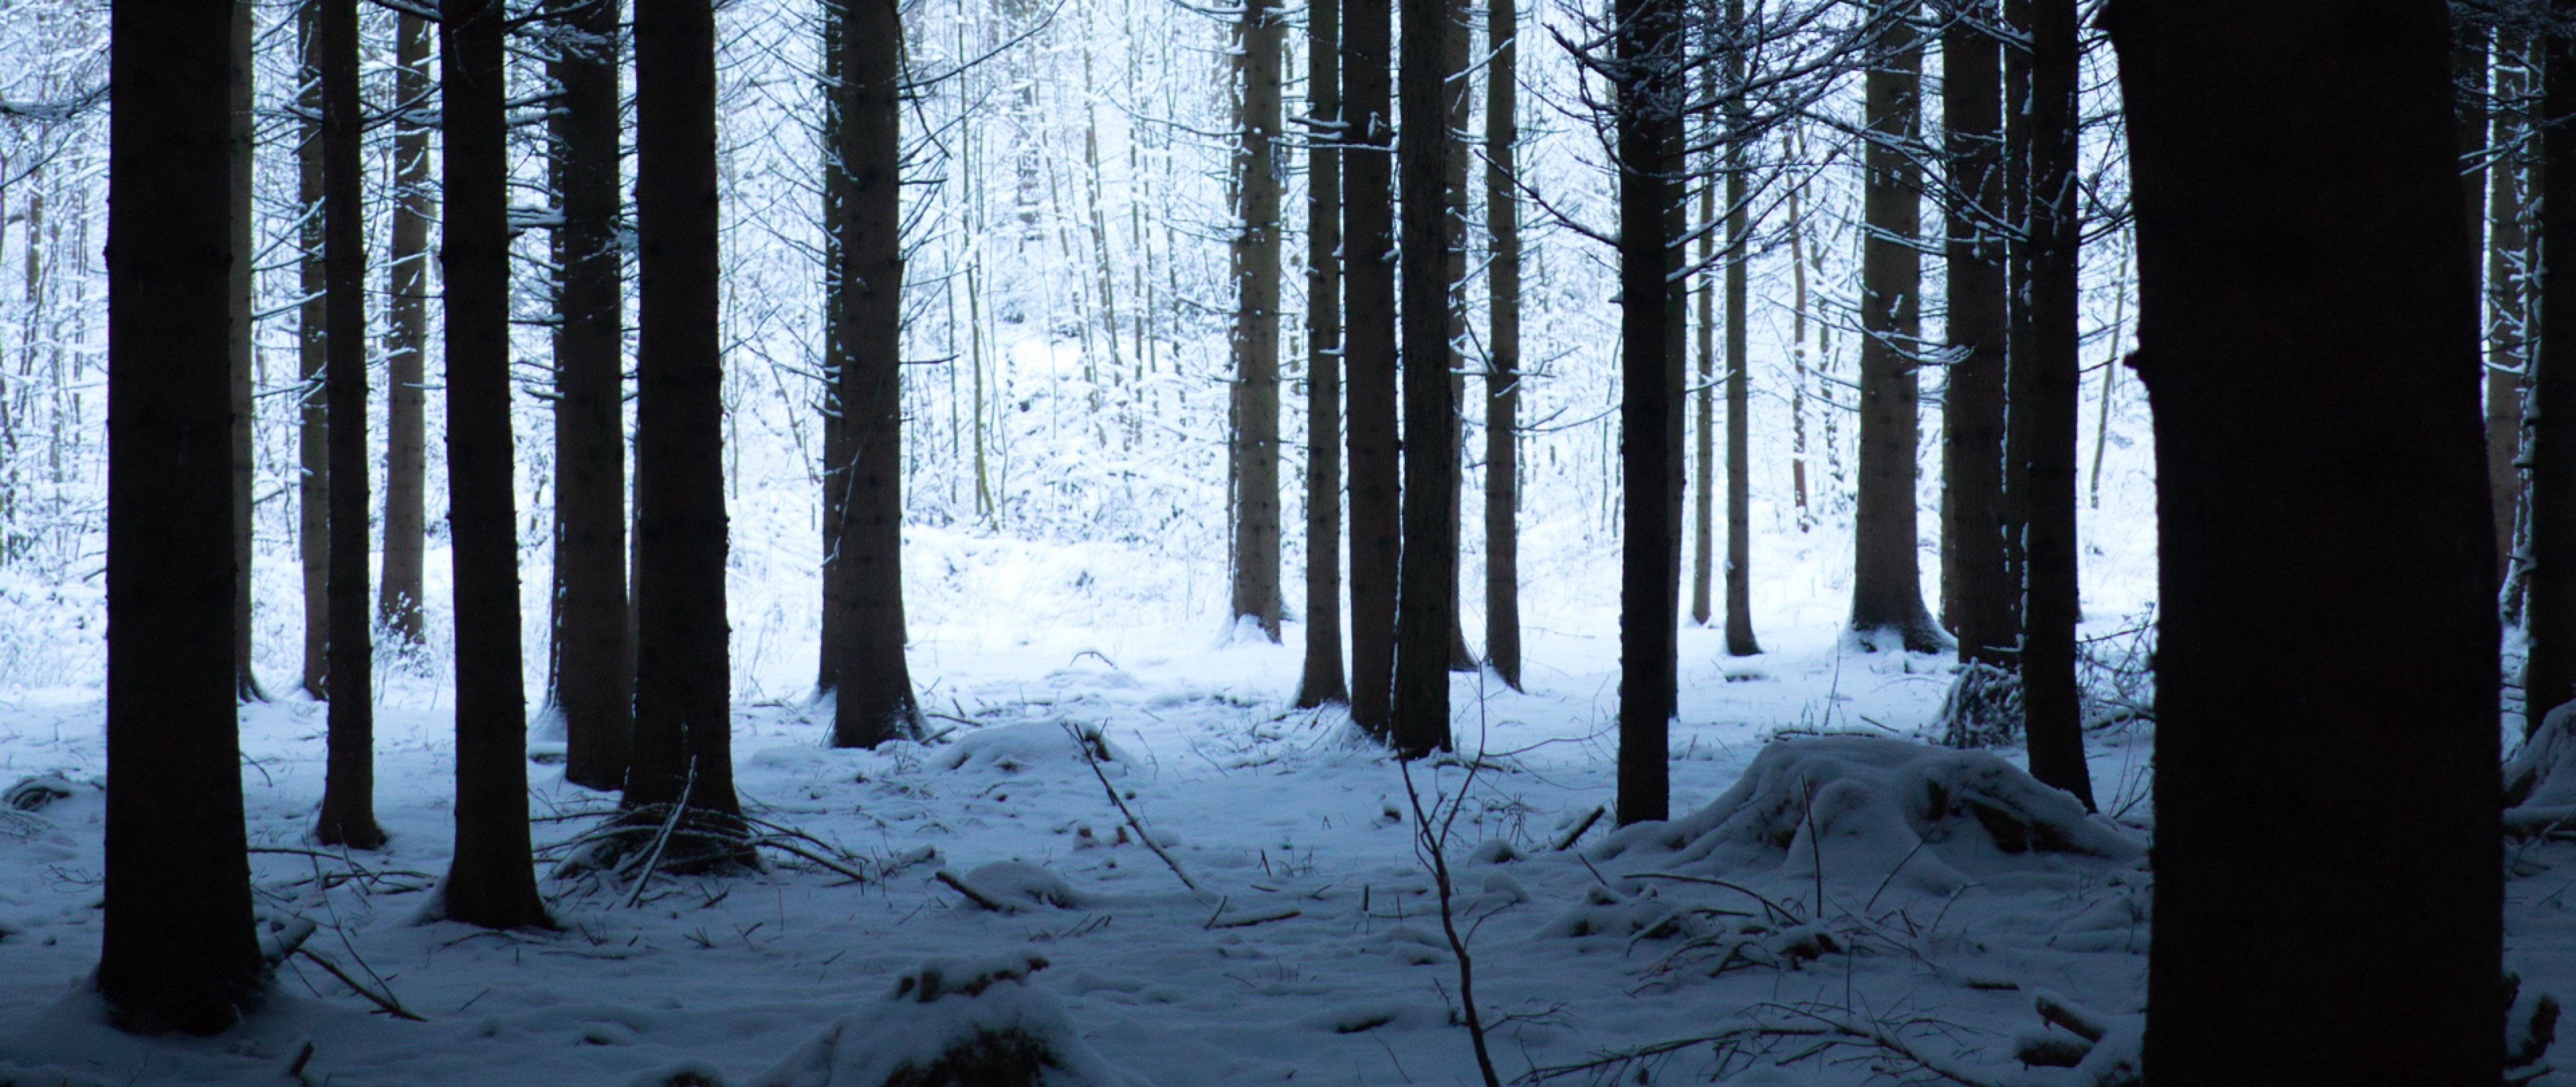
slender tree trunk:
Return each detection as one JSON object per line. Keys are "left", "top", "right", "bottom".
{"left": 2493, "top": 31, "right": 2530, "bottom": 593}
{"left": 297, "top": 2, "right": 330, "bottom": 700}
{"left": 1483, "top": 0, "right": 1522, "bottom": 690}
{"left": 99, "top": 0, "right": 268, "bottom": 1031}
{"left": 439, "top": 0, "right": 549, "bottom": 928}
{"left": 315, "top": 0, "right": 383, "bottom": 849}
{"left": 816, "top": 0, "right": 849, "bottom": 695}
{"left": 2017, "top": 0, "right": 2091, "bottom": 807}
{"left": 380, "top": 15, "right": 433, "bottom": 647}
{"left": 1786, "top": 133, "right": 1812, "bottom": 531}
{"left": 230, "top": 0, "right": 264, "bottom": 702}
{"left": 1851, "top": 4, "right": 1943, "bottom": 652}
{"left": 1345, "top": 0, "right": 1400, "bottom": 735}
{"left": 1943, "top": 4, "right": 2010, "bottom": 667}
{"left": 1232, "top": 0, "right": 1285, "bottom": 639}
{"left": 824, "top": 0, "right": 924, "bottom": 749}
{"left": 551, "top": 0, "right": 633, "bottom": 791}
{"left": 1615, "top": 0, "right": 1682, "bottom": 823}
{"left": 2104, "top": 3, "right": 2500, "bottom": 1079}
{"left": 2530, "top": 11, "right": 2576, "bottom": 728}
{"left": 1444, "top": 0, "right": 1477, "bottom": 675}
{"left": 1297, "top": 0, "right": 1351, "bottom": 707}
{"left": 1391, "top": 0, "right": 1459, "bottom": 757}
{"left": 1691, "top": 85, "right": 1715, "bottom": 631}
{"left": 1720, "top": 2, "right": 1758, "bottom": 658}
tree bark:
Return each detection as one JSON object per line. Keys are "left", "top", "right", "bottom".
{"left": 1615, "top": 0, "right": 1682, "bottom": 823}
{"left": 380, "top": 14, "right": 433, "bottom": 648}
{"left": 1851, "top": 4, "right": 1943, "bottom": 653}
{"left": 817, "top": 1, "right": 849, "bottom": 695}
{"left": 315, "top": 0, "right": 384, "bottom": 849}
{"left": 2530, "top": 11, "right": 2576, "bottom": 728}
{"left": 99, "top": 0, "right": 269, "bottom": 1032}
{"left": 1232, "top": 0, "right": 1285, "bottom": 640}
{"left": 1297, "top": 0, "right": 1351, "bottom": 707}
{"left": 550, "top": 0, "right": 633, "bottom": 791}
{"left": 2491, "top": 31, "right": 2529, "bottom": 595}
{"left": 1720, "top": 0, "right": 1758, "bottom": 658}
{"left": 824, "top": 0, "right": 923, "bottom": 749}
{"left": 297, "top": 1, "right": 330, "bottom": 700}
{"left": 1391, "top": 0, "right": 1459, "bottom": 757}
{"left": 1691, "top": 82, "right": 1715, "bottom": 632}
{"left": 1942, "top": 3, "right": 2011, "bottom": 668}
{"left": 1482, "top": 0, "right": 1522, "bottom": 691}
{"left": 2016, "top": 0, "right": 2091, "bottom": 807}
{"left": 1345, "top": 0, "right": 1400, "bottom": 736}
{"left": 2104, "top": 2, "right": 2501, "bottom": 1079}
{"left": 230, "top": 0, "right": 264, "bottom": 702}
{"left": 440, "top": 0, "right": 550, "bottom": 929}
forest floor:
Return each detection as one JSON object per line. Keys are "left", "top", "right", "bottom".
{"left": 0, "top": 531, "right": 2559, "bottom": 1085}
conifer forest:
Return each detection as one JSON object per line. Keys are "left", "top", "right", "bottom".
{"left": 0, "top": 0, "right": 2551, "bottom": 1083}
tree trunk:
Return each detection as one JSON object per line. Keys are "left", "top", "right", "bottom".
{"left": 1720, "top": 1, "right": 1759, "bottom": 658}
{"left": 551, "top": 0, "right": 633, "bottom": 791}
{"left": 99, "top": 0, "right": 269, "bottom": 1032}
{"left": 230, "top": 0, "right": 263, "bottom": 703}
{"left": 1691, "top": 82, "right": 1715, "bottom": 631}
{"left": 2106, "top": 1, "right": 2501, "bottom": 1079}
{"left": 1391, "top": 0, "right": 1458, "bottom": 758}
{"left": 1942, "top": 4, "right": 2011, "bottom": 668}
{"left": 1851, "top": 5, "right": 1943, "bottom": 652}
{"left": 439, "top": 0, "right": 549, "bottom": 929}
{"left": 1297, "top": 0, "right": 1351, "bottom": 707}
{"left": 2492, "top": 31, "right": 2529, "bottom": 595}
{"left": 1482, "top": 0, "right": 1522, "bottom": 691}
{"left": 297, "top": 1, "right": 330, "bottom": 700}
{"left": 1231, "top": 0, "right": 1285, "bottom": 640}
{"left": 2014, "top": 0, "right": 2091, "bottom": 806}
{"left": 1615, "top": 0, "right": 1682, "bottom": 823}
{"left": 2530, "top": 11, "right": 2576, "bottom": 729}
{"left": 315, "top": 0, "right": 384, "bottom": 849}
{"left": 1345, "top": 0, "right": 1400, "bottom": 736}
{"left": 1444, "top": 0, "right": 1477, "bottom": 675}
{"left": 816, "top": 0, "right": 849, "bottom": 696}
{"left": 380, "top": 14, "right": 433, "bottom": 648}
{"left": 824, "top": 0, "right": 923, "bottom": 749}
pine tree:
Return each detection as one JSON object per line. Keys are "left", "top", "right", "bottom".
{"left": 1940, "top": 2, "right": 2011, "bottom": 670}
{"left": 1850, "top": 2, "right": 1943, "bottom": 654}
{"left": 1345, "top": 0, "right": 1401, "bottom": 736}
{"left": 1391, "top": 0, "right": 1459, "bottom": 757}
{"left": 1231, "top": 0, "right": 1286, "bottom": 640}
{"left": 229, "top": 0, "right": 264, "bottom": 702}
{"left": 380, "top": 13, "right": 433, "bottom": 647}
{"left": 315, "top": 0, "right": 384, "bottom": 849}
{"left": 296, "top": 0, "right": 330, "bottom": 700}
{"left": 1482, "top": 0, "right": 1523, "bottom": 691}
{"left": 1295, "top": 0, "right": 1351, "bottom": 708}
{"left": 1614, "top": 0, "right": 1683, "bottom": 823}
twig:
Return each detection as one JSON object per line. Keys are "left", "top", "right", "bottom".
{"left": 753, "top": 838, "right": 873, "bottom": 884}
{"left": 620, "top": 758, "right": 696, "bottom": 908}
{"left": 294, "top": 948, "right": 426, "bottom": 1022}
{"left": 1064, "top": 722, "right": 1200, "bottom": 892}
{"left": 1208, "top": 906, "right": 1303, "bottom": 928}
{"left": 934, "top": 868, "right": 1012, "bottom": 912}
{"left": 1551, "top": 805, "right": 1606, "bottom": 851}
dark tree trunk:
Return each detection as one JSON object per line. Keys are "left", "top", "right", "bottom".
{"left": 1232, "top": 0, "right": 1285, "bottom": 640}
{"left": 2493, "top": 32, "right": 2530, "bottom": 595}
{"left": 629, "top": 0, "right": 746, "bottom": 806}
{"left": 297, "top": 2, "right": 329, "bottom": 700}
{"left": 1851, "top": 6, "right": 1944, "bottom": 653}
{"left": 825, "top": 0, "right": 923, "bottom": 749}
{"left": 2531, "top": 11, "right": 2576, "bottom": 728}
{"left": 315, "top": 0, "right": 384, "bottom": 849}
{"left": 550, "top": 0, "right": 633, "bottom": 790}
{"left": 2105, "top": 1, "right": 2502, "bottom": 1079}
{"left": 1391, "top": 0, "right": 1459, "bottom": 757}
{"left": 1692, "top": 105, "right": 1715, "bottom": 633}
{"left": 1720, "top": 0, "right": 1759, "bottom": 658}
{"left": 816, "top": 1, "right": 849, "bottom": 696}
{"left": 439, "top": 0, "right": 549, "bottom": 929}
{"left": 1345, "top": 0, "right": 1400, "bottom": 736}
{"left": 1483, "top": 0, "right": 1522, "bottom": 691}
{"left": 381, "top": 13, "right": 432, "bottom": 646}
{"left": 230, "top": 0, "right": 264, "bottom": 703}
{"left": 1942, "top": 4, "right": 2012, "bottom": 668}
{"left": 99, "top": 0, "right": 269, "bottom": 1032}
{"left": 1297, "top": 0, "right": 1351, "bottom": 707}
{"left": 1615, "top": 0, "right": 1682, "bottom": 824}
{"left": 2016, "top": 0, "right": 2091, "bottom": 807}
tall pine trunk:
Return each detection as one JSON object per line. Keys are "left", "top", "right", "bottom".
{"left": 99, "top": 0, "right": 268, "bottom": 1031}
{"left": 1720, "top": 2, "right": 1759, "bottom": 658}
{"left": 2492, "top": 31, "right": 2530, "bottom": 595}
{"left": 1850, "top": 5, "right": 1943, "bottom": 652}
{"left": 551, "top": 0, "right": 633, "bottom": 790}
{"left": 1615, "top": 0, "right": 1681, "bottom": 823}
{"left": 2017, "top": 0, "right": 2091, "bottom": 806}
{"left": 297, "top": 2, "right": 330, "bottom": 700}
{"left": 1344, "top": 0, "right": 1400, "bottom": 735}
{"left": 315, "top": 0, "right": 384, "bottom": 849}
{"left": 1296, "top": 0, "right": 1351, "bottom": 707}
{"left": 380, "top": 15, "right": 433, "bottom": 647}
{"left": 439, "top": 0, "right": 549, "bottom": 928}
{"left": 1941, "top": 4, "right": 2011, "bottom": 668}
{"left": 1482, "top": 0, "right": 1522, "bottom": 691}
{"left": 230, "top": 0, "right": 264, "bottom": 702}
{"left": 2105, "top": 1, "right": 2500, "bottom": 1077}
{"left": 1391, "top": 0, "right": 1458, "bottom": 757}
{"left": 816, "top": 1, "right": 849, "bottom": 695}
{"left": 2529, "top": 12, "right": 2576, "bottom": 728}
{"left": 825, "top": 0, "right": 923, "bottom": 749}
{"left": 1231, "top": 0, "right": 1285, "bottom": 640}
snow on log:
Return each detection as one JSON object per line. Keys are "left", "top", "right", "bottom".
{"left": 746, "top": 954, "right": 1134, "bottom": 1087}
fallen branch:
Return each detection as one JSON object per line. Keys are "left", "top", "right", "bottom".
{"left": 1551, "top": 805, "right": 1605, "bottom": 851}
{"left": 1064, "top": 721, "right": 1200, "bottom": 893}
{"left": 620, "top": 759, "right": 696, "bottom": 908}
{"left": 295, "top": 948, "right": 426, "bottom": 1022}
{"left": 933, "top": 868, "right": 1013, "bottom": 912}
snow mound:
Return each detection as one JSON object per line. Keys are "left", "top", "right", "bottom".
{"left": 2507, "top": 701, "right": 2576, "bottom": 835}
{"left": 936, "top": 722, "right": 1121, "bottom": 774}
{"left": 1591, "top": 736, "right": 2141, "bottom": 888}
{"left": 942, "top": 861, "right": 1087, "bottom": 912}
{"left": 745, "top": 954, "right": 1135, "bottom": 1087}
